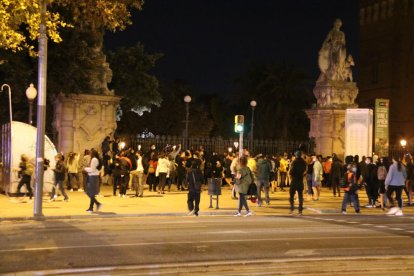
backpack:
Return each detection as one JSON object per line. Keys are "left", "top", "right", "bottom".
{"left": 96, "top": 158, "right": 103, "bottom": 171}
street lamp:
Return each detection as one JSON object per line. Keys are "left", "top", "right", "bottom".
{"left": 184, "top": 95, "right": 192, "bottom": 150}
{"left": 25, "top": 84, "right": 37, "bottom": 125}
{"left": 1, "top": 84, "right": 13, "bottom": 123}
{"left": 233, "top": 141, "right": 239, "bottom": 150}
{"left": 400, "top": 139, "right": 407, "bottom": 154}
{"left": 250, "top": 100, "right": 257, "bottom": 152}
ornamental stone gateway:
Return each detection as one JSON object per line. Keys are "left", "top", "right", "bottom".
{"left": 306, "top": 19, "right": 359, "bottom": 159}
{"left": 52, "top": 93, "right": 121, "bottom": 155}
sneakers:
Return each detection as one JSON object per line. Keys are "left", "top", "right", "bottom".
{"left": 48, "top": 198, "right": 55, "bottom": 202}
{"left": 86, "top": 209, "right": 93, "bottom": 213}
{"left": 63, "top": 198, "right": 69, "bottom": 202}
{"left": 395, "top": 209, "right": 403, "bottom": 216}
{"left": 365, "top": 204, "right": 373, "bottom": 208}
{"left": 341, "top": 210, "right": 347, "bottom": 214}
{"left": 188, "top": 210, "right": 195, "bottom": 216}
{"left": 386, "top": 207, "right": 399, "bottom": 215}
{"left": 245, "top": 211, "right": 253, "bottom": 217}
{"left": 78, "top": 188, "right": 84, "bottom": 192}
{"left": 234, "top": 212, "right": 242, "bottom": 217}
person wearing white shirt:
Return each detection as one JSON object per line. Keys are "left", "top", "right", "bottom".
{"left": 84, "top": 149, "right": 102, "bottom": 212}
{"left": 156, "top": 153, "right": 170, "bottom": 194}
{"left": 132, "top": 151, "right": 146, "bottom": 197}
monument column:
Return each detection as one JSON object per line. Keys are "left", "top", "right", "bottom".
{"left": 306, "top": 19, "right": 358, "bottom": 159}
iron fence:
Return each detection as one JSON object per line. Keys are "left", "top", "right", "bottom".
{"left": 124, "top": 135, "right": 312, "bottom": 156}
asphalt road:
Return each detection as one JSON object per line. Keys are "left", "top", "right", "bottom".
{"left": 1, "top": 215, "right": 414, "bottom": 275}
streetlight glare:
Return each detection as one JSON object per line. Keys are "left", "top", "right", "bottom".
{"left": 250, "top": 100, "right": 257, "bottom": 107}
{"left": 184, "top": 95, "right": 192, "bottom": 103}
{"left": 25, "top": 83, "right": 37, "bottom": 100}
{"left": 400, "top": 139, "right": 407, "bottom": 147}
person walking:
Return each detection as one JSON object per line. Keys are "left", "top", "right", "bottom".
{"left": 364, "top": 157, "right": 379, "bottom": 208}
{"left": 84, "top": 149, "right": 102, "bottom": 213}
{"left": 132, "top": 151, "right": 146, "bottom": 197}
{"left": 67, "top": 152, "right": 80, "bottom": 191}
{"left": 256, "top": 155, "right": 272, "bottom": 207}
{"left": 377, "top": 157, "right": 388, "bottom": 210}
{"left": 330, "top": 154, "right": 342, "bottom": 197}
{"left": 341, "top": 163, "right": 361, "bottom": 214}
{"left": 16, "top": 154, "right": 34, "bottom": 200}
{"left": 156, "top": 153, "right": 170, "bottom": 194}
{"left": 50, "top": 153, "right": 69, "bottom": 202}
{"left": 234, "top": 156, "right": 253, "bottom": 217}
{"left": 289, "top": 151, "right": 307, "bottom": 215}
{"left": 385, "top": 156, "right": 407, "bottom": 216}
{"left": 187, "top": 161, "right": 203, "bottom": 216}
{"left": 81, "top": 149, "right": 91, "bottom": 192}
{"left": 312, "top": 155, "right": 323, "bottom": 200}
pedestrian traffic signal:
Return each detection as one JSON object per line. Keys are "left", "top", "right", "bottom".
{"left": 234, "top": 115, "right": 244, "bottom": 133}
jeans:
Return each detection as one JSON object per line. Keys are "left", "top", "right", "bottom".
{"left": 289, "top": 183, "right": 304, "bottom": 212}
{"left": 341, "top": 192, "right": 360, "bottom": 212}
{"left": 279, "top": 172, "right": 287, "bottom": 190}
{"left": 17, "top": 175, "right": 33, "bottom": 198}
{"left": 331, "top": 177, "right": 341, "bottom": 197}
{"left": 119, "top": 174, "right": 130, "bottom": 195}
{"left": 158, "top": 173, "right": 167, "bottom": 192}
{"left": 238, "top": 193, "right": 250, "bottom": 212}
{"left": 51, "top": 180, "right": 68, "bottom": 200}
{"left": 386, "top": 185, "right": 403, "bottom": 208}
{"left": 187, "top": 191, "right": 201, "bottom": 214}
{"left": 132, "top": 171, "right": 145, "bottom": 196}
{"left": 68, "top": 173, "right": 80, "bottom": 189}
{"left": 257, "top": 179, "right": 270, "bottom": 205}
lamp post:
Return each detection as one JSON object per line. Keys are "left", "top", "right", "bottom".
{"left": 184, "top": 95, "right": 192, "bottom": 150}
{"left": 250, "top": 100, "right": 257, "bottom": 152}
{"left": 400, "top": 139, "right": 407, "bottom": 154}
{"left": 34, "top": 0, "right": 48, "bottom": 218}
{"left": 1, "top": 84, "right": 13, "bottom": 193}
{"left": 25, "top": 84, "right": 37, "bottom": 125}
{"left": 0, "top": 84, "right": 13, "bottom": 123}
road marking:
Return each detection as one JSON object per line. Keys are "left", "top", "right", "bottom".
{"left": 285, "top": 249, "right": 315, "bottom": 256}
{"left": 0, "top": 235, "right": 408, "bottom": 253}
{"left": 389, "top": 228, "right": 403, "bottom": 231}
{"left": 407, "top": 231, "right": 414, "bottom": 233}
{"left": 362, "top": 224, "right": 373, "bottom": 226}
{"left": 206, "top": 230, "right": 247, "bottom": 234}
{"left": 375, "top": 225, "right": 388, "bottom": 228}
{"left": 346, "top": 221, "right": 359, "bottom": 224}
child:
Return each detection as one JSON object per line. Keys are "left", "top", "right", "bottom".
{"left": 187, "top": 161, "right": 203, "bottom": 216}
{"left": 341, "top": 163, "right": 361, "bottom": 214}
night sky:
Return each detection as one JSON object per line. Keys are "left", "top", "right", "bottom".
{"left": 105, "top": 0, "right": 359, "bottom": 96}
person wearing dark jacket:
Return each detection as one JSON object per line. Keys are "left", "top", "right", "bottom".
{"left": 330, "top": 154, "right": 343, "bottom": 197}
{"left": 364, "top": 157, "right": 378, "bottom": 208}
{"left": 256, "top": 155, "right": 272, "bottom": 206}
{"left": 50, "top": 153, "right": 69, "bottom": 202}
{"left": 289, "top": 151, "right": 307, "bottom": 215}
{"left": 187, "top": 161, "right": 203, "bottom": 216}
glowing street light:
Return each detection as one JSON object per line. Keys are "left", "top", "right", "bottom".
{"left": 26, "top": 83, "right": 37, "bottom": 125}
{"left": 183, "top": 95, "right": 192, "bottom": 150}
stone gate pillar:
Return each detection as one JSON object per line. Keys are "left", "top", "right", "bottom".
{"left": 52, "top": 93, "right": 121, "bottom": 154}
{"left": 306, "top": 80, "right": 358, "bottom": 159}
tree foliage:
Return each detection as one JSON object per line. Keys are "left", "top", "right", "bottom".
{"left": 235, "top": 62, "right": 313, "bottom": 140}
{"left": 0, "top": 0, "right": 143, "bottom": 55}
{"left": 107, "top": 43, "right": 162, "bottom": 110}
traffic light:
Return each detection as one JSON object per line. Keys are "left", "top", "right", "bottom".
{"left": 234, "top": 115, "right": 244, "bottom": 133}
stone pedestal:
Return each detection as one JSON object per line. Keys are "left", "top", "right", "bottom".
{"left": 306, "top": 80, "right": 358, "bottom": 159}
{"left": 52, "top": 93, "right": 121, "bottom": 154}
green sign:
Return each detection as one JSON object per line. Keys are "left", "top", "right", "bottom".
{"left": 374, "top": 99, "right": 389, "bottom": 157}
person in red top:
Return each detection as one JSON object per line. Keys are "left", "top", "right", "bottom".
{"left": 147, "top": 153, "right": 158, "bottom": 192}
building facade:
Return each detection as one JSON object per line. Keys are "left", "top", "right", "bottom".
{"left": 358, "top": 0, "right": 414, "bottom": 144}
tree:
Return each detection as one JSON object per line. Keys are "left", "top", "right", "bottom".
{"left": 107, "top": 43, "right": 162, "bottom": 110}
{"left": 0, "top": 0, "right": 143, "bottom": 55}
{"left": 235, "top": 62, "right": 312, "bottom": 140}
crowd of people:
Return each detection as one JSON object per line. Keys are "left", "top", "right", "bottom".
{"left": 13, "top": 135, "right": 414, "bottom": 216}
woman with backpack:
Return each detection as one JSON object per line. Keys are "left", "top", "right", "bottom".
{"left": 234, "top": 156, "right": 253, "bottom": 217}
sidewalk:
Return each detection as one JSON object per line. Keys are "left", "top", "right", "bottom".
{"left": 1, "top": 184, "right": 413, "bottom": 220}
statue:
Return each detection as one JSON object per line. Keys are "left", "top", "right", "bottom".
{"left": 318, "top": 19, "right": 354, "bottom": 82}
